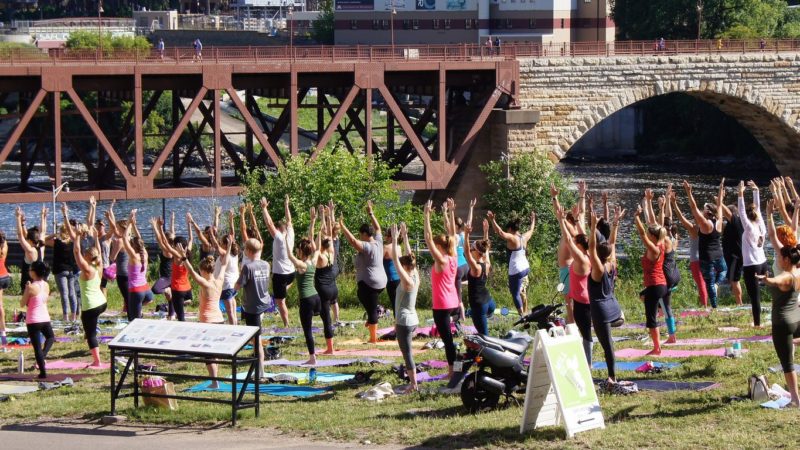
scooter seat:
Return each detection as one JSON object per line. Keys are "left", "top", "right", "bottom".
{"left": 480, "top": 335, "right": 529, "bottom": 355}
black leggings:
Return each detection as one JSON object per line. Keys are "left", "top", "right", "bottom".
{"left": 127, "top": 289, "right": 154, "bottom": 322}
{"left": 642, "top": 284, "right": 669, "bottom": 329}
{"left": 315, "top": 281, "right": 337, "bottom": 339}
{"left": 433, "top": 308, "right": 459, "bottom": 365}
{"left": 27, "top": 322, "right": 55, "bottom": 376}
{"left": 81, "top": 303, "right": 107, "bottom": 349}
{"left": 299, "top": 295, "right": 322, "bottom": 355}
{"left": 591, "top": 309, "right": 617, "bottom": 381}
{"left": 773, "top": 316, "right": 800, "bottom": 373}
{"left": 743, "top": 263, "right": 769, "bottom": 326}
{"left": 358, "top": 281, "right": 383, "bottom": 325}
{"left": 572, "top": 301, "right": 593, "bottom": 342}
{"left": 116, "top": 275, "right": 129, "bottom": 308}
{"left": 386, "top": 279, "right": 400, "bottom": 315}
{"left": 171, "top": 290, "right": 192, "bottom": 322}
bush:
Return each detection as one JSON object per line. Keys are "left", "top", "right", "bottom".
{"left": 240, "top": 148, "right": 424, "bottom": 264}
{"left": 481, "top": 153, "right": 573, "bottom": 263}
{"left": 65, "top": 30, "right": 152, "bottom": 57}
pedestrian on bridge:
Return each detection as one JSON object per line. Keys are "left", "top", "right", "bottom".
{"left": 193, "top": 38, "right": 203, "bottom": 61}
{"left": 157, "top": 38, "right": 165, "bottom": 60}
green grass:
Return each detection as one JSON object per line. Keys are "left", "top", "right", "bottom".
{"left": 1, "top": 263, "right": 799, "bottom": 449}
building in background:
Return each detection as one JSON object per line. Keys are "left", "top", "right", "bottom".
{"left": 334, "top": 0, "right": 613, "bottom": 45}
{"left": 133, "top": 10, "right": 180, "bottom": 32}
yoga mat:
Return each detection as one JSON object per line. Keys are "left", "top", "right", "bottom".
{"left": 615, "top": 348, "right": 747, "bottom": 358}
{"left": 265, "top": 327, "right": 321, "bottom": 334}
{"left": 592, "top": 336, "right": 632, "bottom": 343}
{"left": 377, "top": 327, "right": 397, "bottom": 339}
{"left": 340, "top": 339, "right": 398, "bottom": 347}
{"left": 416, "top": 372, "right": 449, "bottom": 383}
{"left": 718, "top": 327, "right": 741, "bottom": 332}
{"left": 0, "top": 373, "right": 93, "bottom": 383}
{"left": 591, "top": 361, "right": 680, "bottom": 372}
{"left": 55, "top": 337, "right": 76, "bottom": 343}
{"left": 420, "top": 360, "right": 449, "bottom": 369}
{"left": 184, "top": 381, "right": 330, "bottom": 397}
{"left": 264, "top": 358, "right": 393, "bottom": 367}
{"left": 243, "top": 372, "right": 354, "bottom": 383}
{"left": 3, "top": 344, "right": 32, "bottom": 350}
{"left": 0, "top": 384, "right": 39, "bottom": 395}
{"left": 665, "top": 336, "right": 772, "bottom": 346}
{"left": 679, "top": 310, "right": 710, "bottom": 318}
{"left": 322, "top": 348, "right": 424, "bottom": 357}
{"left": 761, "top": 397, "right": 792, "bottom": 409}
{"left": 632, "top": 380, "right": 720, "bottom": 392}
{"left": 99, "top": 336, "right": 115, "bottom": 344}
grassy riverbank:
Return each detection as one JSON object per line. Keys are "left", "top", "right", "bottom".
{"left": 0, "top": 263, "right": 798, "bottom": 449}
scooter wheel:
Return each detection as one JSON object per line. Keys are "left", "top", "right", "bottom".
{"left": 460, "top": 372, "right": 500, "bottom": 413}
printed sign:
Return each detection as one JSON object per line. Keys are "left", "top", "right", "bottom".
{"left": 520, "top": 325, "right": 605, "bottom": 438}
{"left": 447, "top": 0, "right": 467, "bottom": 10}
{"left": 109, "top": 319, "right": 259, "bottom": 357}
{"left": 416, "top": 0, "right": 436, "bottom": 9}
{"left": 336, "top": 0, "right": 375, "bottom": 10}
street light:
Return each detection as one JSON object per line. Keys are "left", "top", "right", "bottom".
{"left": 98, "top": 1, "right": 104, "bottom": 59}
{"left": 391, "top": 8, "right": 396, "bottom": 55}
{"left": 51, "top": 181, "right": 69, "bottom": 232}
{"left": 288, "top": 5, "right": 294, "bottom": 60}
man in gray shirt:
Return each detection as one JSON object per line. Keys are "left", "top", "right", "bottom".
{"left": 235, "top": 238, "right": 272, "bottom": 377}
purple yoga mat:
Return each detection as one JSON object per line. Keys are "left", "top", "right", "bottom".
{"left": 264, "top": 358, "right": 393, "bottom": 367}
{"left": 416, "top": 372, "right": 449, "bottom": 383}
{"left": 420, "top": 360, "right": 449, "bottom": 369}
{"left": 55, "top": 337, "right": 75, "bottom": 343}
{"left": 99, "top": 336, "right": 114, "bottom": 344}
{"left": 665, "top": 336, "right": 772, "bottom": 346}
{"left": 616, "top": 347, "right": 748, "bottom": 358}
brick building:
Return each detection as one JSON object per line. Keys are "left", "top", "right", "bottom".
{"left": 334, "top": 0, "right": 613, "bottom": 45}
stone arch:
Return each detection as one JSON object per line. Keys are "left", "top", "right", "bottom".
{"left": 555, "top": 81, "right": 800, "bottom": 175}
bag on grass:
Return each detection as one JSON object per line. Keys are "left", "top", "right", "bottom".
{"left": 748, "top": 375, "right": 770, "bottom": 402}
{"left": 103, "top": 263, "right": 117, "bottom": 281}
{"left": 140, "top": 376, "right": 178, "bottom": 410}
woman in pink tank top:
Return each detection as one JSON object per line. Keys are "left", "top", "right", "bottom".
{"left": 21, "top": 260, "right": 55, "bottom": 379}
{"left": 556, "top": 205, "right": 594, "bottom": 366}
{"left": 109, "top": 209, "right": 153, "bottom": 322}
{"left": 424, "top": 199, "right": 462, "bottom": 379}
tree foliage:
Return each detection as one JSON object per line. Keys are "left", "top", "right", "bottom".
{"left": 612, "top": 0, "right": 800, "bottom": 39}
{"left": 240, "top": 148, "right": 423, "bottom": 249}
{"left": 312, "top": 0, "right": 335, "bottom": 44}
{"left": 66, "top": 30, "right": 152, "bottom": 56}
{"left": 481, "top": 153, "right": 573, "bottom": 263}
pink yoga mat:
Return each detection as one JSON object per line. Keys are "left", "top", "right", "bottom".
{"left": 46, "top": 360, "right": 111, "bottom": 370}
{"left": 616, "top": 347, "right": 748, "bottom": 358}
{"left": 679, "top": 310, "right": 710, "bottom": 318}
{"left": 420, "top": 360, "right": 449, "bottom": 369}
{"left": 665, "top": 336, "right": 772, "bottom": 346}
{"left": 316, "top": 348, "right": 425, "bottom": 357}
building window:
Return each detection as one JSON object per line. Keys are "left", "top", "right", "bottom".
{"left": 412, "top": 19, "right": 419, "bottom": 30}
{"left": 528, "top": 18, "right": 536, "bottom": 29}
{"left": 372, "top": 20, "right": 380, "bottom": 30}
{"left": 495, "top": 19, "right": 503, "bottom": 29}
{"left": 506, "top": 19, "right": 512, "bottom": 29}
{"left": 403, "top": 19, "right": 410, "bottom": 30}
{"left": 444, "top": 19, "right": 451, "bottom": 29}
{"left": 433, "top": 19, "right": 440, "bottom": 29}
{"left": 350, "top": 20, "right": 358, "bottom": 30}
{"left": 561, "top": 18, "right": 565, "bottom": 28}
{"left": 465, "top": 19, "right": 472, "bottom": 29}
{"left": 381, "top": 20, "right": 389, "bottom": 29}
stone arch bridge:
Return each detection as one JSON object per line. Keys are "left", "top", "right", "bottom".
{"left": 504, "top": 53, "right": 800, "bottom": 176}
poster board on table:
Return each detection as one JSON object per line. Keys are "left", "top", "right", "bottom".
{"left": 520, "top": 324, "right": 604, "bottom": 438}
{"left": 108, "top": 319, "right": 259, "bottom": 357}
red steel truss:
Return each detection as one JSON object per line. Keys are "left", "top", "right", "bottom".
{"left": 0, "top": 58, "right": 519, "bottom": 202}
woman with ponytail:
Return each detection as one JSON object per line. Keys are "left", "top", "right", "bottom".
{"left": 634, "top": 199, "right": 671, "bottom": 356}
{"left": 45, "top": 206, "right": 80, "bottom": 323}
{"left": 15, "top": 206, "right": 46, "bottom": 305}
{"left": 174, "top": 237, "right": 227, "bottom": 388}
{"left": 63, "top": 202, "right": 107, "bottom": 367}
{"left": 756, "top": 243, "right": 800, "bottom": 408}
{"left": 151, "top": 216, "right": 193, "bottom": 322}
{"left": 113, "top": 210, "right": 152, "bottom": 321}
{"left": 487, "top": 209, "right": 536, "bottom": 316}
{"left": 424, "top": 198, "right": 461, "bottom": 380}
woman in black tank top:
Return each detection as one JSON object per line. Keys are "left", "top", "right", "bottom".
{"left": 683, "top": 179, "right": 727, "bottom": 308}
{"left": 464, "top": 224, "right": 495, "bottom": 335}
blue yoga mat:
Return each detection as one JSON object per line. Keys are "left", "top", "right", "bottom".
{"left": 592, "top": 361, "right": 681, "bottom": 371}
{"left": 235, "top": 371, "right": 354, "bottom": 383}
{"left": 184, "top": 381, "right": 331, "bottom": 397}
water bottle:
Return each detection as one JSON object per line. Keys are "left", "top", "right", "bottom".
{"left": 309, "top": 368, "right": 317, "bottom": 385}
{"left": 18, "top": 351, "right": 24, "bottom": 374}
{"left": 733, "top": 340, "right": 742, "bottom": 357}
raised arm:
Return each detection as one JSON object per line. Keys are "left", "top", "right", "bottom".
{"left": 15, "top": 208, "right": 35, "bottom": 254}
{"left": 40, "top": 204, "right": 47, "bottom": 241}
{"left": 715, "top": 178, "right": 726, "bottom": 232}
{"left": 556, "top": 205, "right": 588, "bottom": 265}
{"left": 634, "top": 206, "right": 660, "bottom": 256}
{"left": 643, "top": 189, "right": 657, "bottom": 225}
{"left": 462, "top": 224, "right": 480, "bottom": 274}
{"left": 176, "top": 243, "right": 211, "bottom": 289}
{"left": 391, "top": 224, "right": 414, "bottom": 288}
{"left": 683, "top": 180, "right": 712, "bottom": 232}
{"left": 424, "top": 200, "right": 447, "bottom": 265}
{"left": 577, "top": 180, "right": 587, "bottom": 229}
{"left": 399, "top": 222, "right": 412, "bottom": 256}
{"left": 609, "top": 205, "right": 625, "bottom": 247}
{"left": 366, "top": 200, "right": 381, "bottom": 237}
{"left": 785, "top": 176, "right": 799, "bottom": 203}
{"left": 284, "top": 233, "right": 307, "bottom": 273}
{"left": 120, "top": 212, "right": 137, "bottom": 257}
{"left": 338, "top": 217, "right": 364, "bottom": 253}
{"left": 672, "top": 196, "right": 695, "bottom": 232}
{"left": 466, "top": 198, "right": 476, "bottom": 230}
{"left": 766, "top": 199, "right": 782, "bottom": 252}
{"left": 247, "top": 204, "right": 262, "bottom": 243}
{"left": 487, "top": 211, "right": 515, "bottom": 242}
{"left": 187, "top": 213, "right": 210, "bottom": 248}
{"left": 737, "top": 181, "right": 756, "bottom": 234}
{"left": 588, "top": 211, "right": 603, "bottom": 281}
{"left": 239, "top": 204, "right": 250, "bottom": 242}
{"left": 258, "top": 197, "right": 279, "bottom": 237}
{"left": 308, "top": 206, "right": 317, "bottom": 242}
{"left": 87, "top": 196, "right": 97, "bottom": 233}
{"left": 522, "top": 209, "right": 536, "bottom": 242}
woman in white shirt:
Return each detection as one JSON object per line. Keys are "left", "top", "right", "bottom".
{"left": 738, "top": 180, "right": 769, "bottom": 328}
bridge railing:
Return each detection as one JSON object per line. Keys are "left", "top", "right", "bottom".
{"left": 1, "top": 39, "right": 800, "bottom": 65}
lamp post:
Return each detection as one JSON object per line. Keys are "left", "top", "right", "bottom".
{"left": 391, "top": 8, "right": 396, "bottom": 55}
{"left": 696, "top": 0, "right": 703, "bottom": 40}
{"left": 51, "top": 181, "right": 69, "bottom": 232}
{"left": 288, "top": 5, "right": 294, "bottom": 60}
{"left": 98, "top": 1, "right": 104, "bottom": 59}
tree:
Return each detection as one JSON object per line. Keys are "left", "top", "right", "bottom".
{"left": 312, "top": 0, "right": 335, "bottom": 44}
{"left": 65, "top": 30, "right": 152, "bottom": 56}
{"left": 240, "top": 148, "right": 423, "bottom": 248}
{"left": 481, "top": 153, "right": 573, "bottom": 263}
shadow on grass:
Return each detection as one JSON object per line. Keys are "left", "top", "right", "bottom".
{"left": 407, "top": 425, "right": 566, "bottom": 449}
{"left": 0, "top": 417, "right": 230, "bottom": 437}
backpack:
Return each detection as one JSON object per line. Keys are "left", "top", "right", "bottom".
{"left": 748, "top": 375, "right": 770, "bottom": 402}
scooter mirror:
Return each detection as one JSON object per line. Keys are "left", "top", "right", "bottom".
{"left": 501, "top": 307, "right": 509, "bottom": 316}
{"left": 556, "top": 283, "right": 565, "bottom": 294}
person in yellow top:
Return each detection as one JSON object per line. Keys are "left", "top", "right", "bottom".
{"left": 717, "top": 38, "right": 723, "bottom": 51}
{"left": 175, "top": 234, "right": 230, "bottom": 389}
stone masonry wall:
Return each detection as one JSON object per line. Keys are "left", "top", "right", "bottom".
{"left": 510, "top": 53, "right": 800, "bottom": 174}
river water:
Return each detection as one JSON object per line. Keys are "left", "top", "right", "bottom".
{"left": 556, "top": 159, "right": 780, "bottom": 256}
